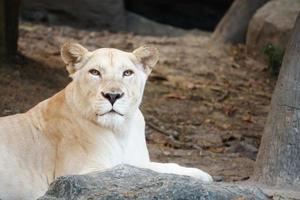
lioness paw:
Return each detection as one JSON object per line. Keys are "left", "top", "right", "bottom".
{"left": 181, "top": 167, "right": 213, "bottom": 182}
{"left": 166, "top": 163, "right": 213, "bottom": 182}
{"left": 145, "top": 162, "right": 213, "bottom": 183}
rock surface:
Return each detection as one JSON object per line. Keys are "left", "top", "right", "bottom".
{"left": 126, "top": 12, "right": 209, "bottom": 36}
{"left": 246, "top": 0, "right": 300, "bottom": 58}
{"left": 38, "top": 165, "right": 269, "bottom": 200}
{"left": 21, "top": 0, "right": 207, "bottom": 37}
{"left": 21, "top": 0, "right": 127, "bottom": 31}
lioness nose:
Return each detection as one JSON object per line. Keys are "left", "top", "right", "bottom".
{"left": 101, "top": 92, "right": 124, "bottom": 105}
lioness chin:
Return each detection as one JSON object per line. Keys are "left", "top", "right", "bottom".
{"left": 0, "top": 43, "right": 212, "bottom": 200}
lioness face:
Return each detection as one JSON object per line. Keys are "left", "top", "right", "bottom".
{"left": 61, "top": 43, "right": 159, "bottom": 129}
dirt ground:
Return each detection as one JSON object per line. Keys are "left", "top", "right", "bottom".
{"left": 0, "top": 22, "right": 275, "bottom": 182}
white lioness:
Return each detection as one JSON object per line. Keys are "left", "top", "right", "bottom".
{"left": 0, "top": 43, "right": 212, "bottom": 200}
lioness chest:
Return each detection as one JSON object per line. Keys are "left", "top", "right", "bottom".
{"left": 0, "top": 91, "right": 148, "bottom": 200}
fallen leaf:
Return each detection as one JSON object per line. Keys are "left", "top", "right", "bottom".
{"left": 221, "top": 124, "right": 231, "bottom": 130}
{"left": 164, "top": 92, "right": 187, "bottom": 100}
{"left": 204, "top": 119, "right": 211, "bottom": 124}
{"left": 242, "top": 115, "right": 255, "bottom": 123}
{"left": 222, "top": 105, "right": 237, "bottom": 117}
{"left": 207, "top": 146, "right": 225, "bottom": 153}
{"left": 187, "top": 82, "right": 197, "bottom": 90}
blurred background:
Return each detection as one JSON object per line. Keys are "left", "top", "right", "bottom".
{"left": 0, "top": 0, "right": 299, "bottom": 182}
{"left": 21, "top": 0, "right": 233, "bottom": 34}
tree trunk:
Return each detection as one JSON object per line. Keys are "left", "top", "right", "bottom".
{"left": 211, "top": 0, "right": 268, "bottom": 44}
{"left": 0, "top": 0, "right": 21, "bottom": 62}
{"left": 253, "top": 13, "right": 300, "bottom": 188}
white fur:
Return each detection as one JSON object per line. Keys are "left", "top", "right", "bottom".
{"left": 0, "top": 45, "right": 212, "bottom": 200}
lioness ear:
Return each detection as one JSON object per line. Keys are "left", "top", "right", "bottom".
{"left": 61, "top": 42, "right": 88, "bottom": 74}
{"left": 133, "top": 46, "right": 159, "bottom": 74}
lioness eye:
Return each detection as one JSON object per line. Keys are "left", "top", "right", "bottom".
{"left": 89, "top": 69, "right": 101, "bottom": 77}
{"left": 123, "top": 70, "right": 134, "bottom": 77}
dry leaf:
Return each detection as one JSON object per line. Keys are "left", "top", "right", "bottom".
{"left": 221, "top": 124, "right": 231, "bottom": 130}
{"left": 207, "top": 147, "right": 225, "bottom": 153}
{"left": 222, "top": 105, "right": 237, "bottom": 117}
{"left": 187, "top": 82, "right": 197, "bottom": 90}
{"left": 242, "top": 115, "right": 255, "bottom": 123}
{"left": 164, "top": 92, "right": 187, "bottom": 100}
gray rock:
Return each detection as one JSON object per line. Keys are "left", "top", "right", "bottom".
{"left": 38, "top": 165, "right": 269, "bottom": 200}
{"left": 21, "top": 0, "right": 127, "bottom": 31}
{"left": 246, "top": 0, "right": 300, "bottom": 59}
{"left": 126, "top": 12, "right": 209, "bottom": 37}
{"left": 126, "top": 12, "right": 187, "bottom": 36}
{"left": 226, "top": 141, "right": 258, "bottom": 160}
{"left": 21, "top": 0, "right": 209, "bottom": 36}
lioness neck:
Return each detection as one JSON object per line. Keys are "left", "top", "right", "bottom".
{"left": 29, "top": 82, "right": 147, "bottom": 177}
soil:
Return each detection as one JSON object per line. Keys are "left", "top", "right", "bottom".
{"left": 0, "top": 22, "right": 275, "bottom": 182}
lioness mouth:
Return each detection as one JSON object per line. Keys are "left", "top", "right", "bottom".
{"left": 98, "top": 110, "right": 124, "bottom": 116}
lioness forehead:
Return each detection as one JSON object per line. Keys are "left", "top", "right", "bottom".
{"left": 86, "top": 48, "right": 136, "bottom": 69}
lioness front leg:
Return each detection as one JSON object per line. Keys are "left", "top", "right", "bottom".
{"left": 140, "top": 162, "right": 213, "bottom": 182}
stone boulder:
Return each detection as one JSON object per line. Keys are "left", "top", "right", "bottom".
{"left": 21, "top": 0, "right": 127, "bottom": 31}
{"left": 126, "top": 12, "right": 209, "bottom": 37}
{"left": 38, "top": 165, "right": 269, "bottom": 200}
{"left": 246, "top": 0, "right": 300, "bottom": 58}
